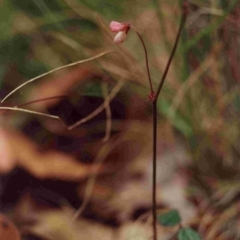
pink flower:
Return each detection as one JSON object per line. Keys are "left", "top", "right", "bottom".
{"left": 110, "top": 21, "right": 130, "bottom": 44}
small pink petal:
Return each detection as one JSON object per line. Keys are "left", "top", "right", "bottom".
{"left": 110, "top": 21, "right": 130, "bottom": 32}
{"left": 110, "top": 21, "right": 123, "bottom": 32}
{"left": 114, "top": 31, "right": 127, "bottom": 44}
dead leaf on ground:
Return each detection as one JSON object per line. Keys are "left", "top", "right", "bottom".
{"left": 117, "top": 222, "right": 152, "bottom": 240}
{"left": 26, "top": 210, "right": 114, "bottom": 240}
{"left": 117, "top": 221, "right": 176, "bottom": 240}
{"left": 27, "top": 67, "right": 94, "bottom": 110}
{"left": 0, "top": 213, "right": 21, "bottom": 240}
{"left": 5, "top": 128, "right": 103, "bottom": 180}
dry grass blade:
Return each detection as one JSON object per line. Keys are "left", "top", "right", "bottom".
{"left": 205, "top": 204, "right": 238, "bottom": 240}
{"left": 71, "top": 142, "right": 112, "bottom": 222}
{"left": 168, "top": 44, "right": 222, "bottom": 121}
{"left": 68, "top": 80, "right": 124, "bottom": 130}
{"left": 217, "top": 88, "right": 240, "bottom": 112}
{"left": 16, "top": 96, "right": 68, "bottom": 108}
{"left": 1, "top": 51, "right": 113, "bottom": 103}
{"left": 187, "top": 7, "right": 224, "bottom": 28}
{"left": 0, "top": 106, "right": 61, "bottom": 121}
{"left": 71, "top": 129, "right": 143, "bottom": 222}
{"left": 0, "top": 80, "right": 124, "bottom": 131}
{"left": 101, "top": 82, "right": 112, "bottom": 142}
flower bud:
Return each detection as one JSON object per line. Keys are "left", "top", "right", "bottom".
{"left": 114, "top": 31, "right": 127, "bottom": 44}
{"left": 110, "top": 21, "right": 130, "bottom": 44}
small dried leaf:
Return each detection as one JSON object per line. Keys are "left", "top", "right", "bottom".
{"left": 0, "top": 128, "right": 16, "bottom": 173}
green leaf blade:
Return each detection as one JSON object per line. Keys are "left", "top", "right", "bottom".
{"left": 157, "top": 209, "right": 181, "bottom": 227}
{"left": 178, "top": 227, "right": 201, "bottom": 240}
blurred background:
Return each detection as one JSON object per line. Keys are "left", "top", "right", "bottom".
{"left": 0, "top": 0, "right": 239, "bottom": 239}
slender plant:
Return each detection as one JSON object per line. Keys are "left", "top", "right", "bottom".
{"left": 0, "top": 2, "right": 189, "bottom": 239}
{"left": 110, "top": 2, "right": 188, "bottom": 239}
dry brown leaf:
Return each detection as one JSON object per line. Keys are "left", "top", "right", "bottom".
{"left": 26, "top": 210, "right": 114, "bottom": 240}
{"left": 6, "top": 128, "right": 103, "bottom": 180}
{"left": 15, "top": 193, "right": 114, "bottom": 240}
{"left": 0, "top": 213, "right": 21, "bottom": 240}
{"left": 28, "top": 67, "right": 92, "bottom": 110}
{"left": 117, "top": 222, "right": 152, "bottom": 240}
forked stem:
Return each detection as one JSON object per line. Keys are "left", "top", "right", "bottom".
{"left": 0, "top": 4, "right": 188, "bottom": 240}
{"left": 152, "top": 2, "right": 188, "bottom": 240}
{"left": 152, "top": 101, "right": 157, "bottom": 239}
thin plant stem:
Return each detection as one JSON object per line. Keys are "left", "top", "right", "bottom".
{"left": 130, "top": 25, "right": 154, "bottom": 95}
{"left": 152, "top": 101, "right": 157, "bottom": 239}
{"left": 154, "top": 5, "right": 188, "bottom": 101}
{"left": 151, "top": 2, "right": 188, "bottom": 240}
